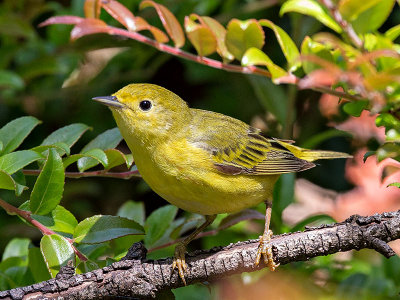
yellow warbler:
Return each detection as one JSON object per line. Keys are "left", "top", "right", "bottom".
{"left": 93, "top": 83, "right": 351, "bottom": 284}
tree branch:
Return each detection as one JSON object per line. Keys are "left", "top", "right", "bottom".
{"left": 1, "top": 210, "right": 400, "bottom": 299}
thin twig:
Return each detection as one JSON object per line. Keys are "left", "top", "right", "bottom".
{"left": 319, "top": 0, "right": 364, "bottom": 49}
{"left": 109, "top": 27, "right": 271, "bottom": 77}
{"left": 0, "top": 198, "right": 87, "bottom": 261}
{"left": 312, "top": 86, "right": 364, "bottom": 101}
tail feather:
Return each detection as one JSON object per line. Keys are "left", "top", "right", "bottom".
{"left": 275, "top": 140, "right": 352, "bottom": 162}
{"left": 296, "top": 150, "right": 353, "bottom": 162}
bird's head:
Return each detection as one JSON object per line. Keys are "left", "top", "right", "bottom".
{"left": 93, "top": 84, "right": 191, "bottom": 143}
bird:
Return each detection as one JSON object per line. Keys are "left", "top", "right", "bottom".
{"left": 93, "top": 83, "right": 351, "bottom": 284}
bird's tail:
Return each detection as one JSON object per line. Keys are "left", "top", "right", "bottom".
{"left": 276, "top": 140, "right": 352, "bottom": 162}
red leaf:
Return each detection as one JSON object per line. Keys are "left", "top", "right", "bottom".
{"left": 133, "top": 17, "right": 169, "bottom": 43}
{"left": 70, "top": 19, "right": 111, "bottom": 41}
{"left": 140, "top": 0, "right": 185, "bottom": 47}
{"left": 189, "top": 14, "right": 233, "bottom": 60}
{"left": 101, "top": 0, "right": 136, "bottom": 31}
{"left": 39, "top": 16, "right": 85, "bottom": 27}
{"left": 84, "top": 0, "right": 101, "bottom": 18}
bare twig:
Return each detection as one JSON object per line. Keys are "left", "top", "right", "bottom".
{"left": 0, "top": 199, "right": 87, "bottom": 262}
{"left": 1, "top": 210, "right": 399, "bottom": 299}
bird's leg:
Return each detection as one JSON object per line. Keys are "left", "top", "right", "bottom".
{"left": 172, "top": 214, "right": 216, "bottom": 285}
{"left": 255, "top": 200, "right": 279, "bottom": 271}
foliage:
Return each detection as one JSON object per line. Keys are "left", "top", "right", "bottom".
{"left": 0, "top": 0, "right": 400, "bottom": 298}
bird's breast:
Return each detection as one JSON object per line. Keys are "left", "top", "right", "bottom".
{"left": 128, "top": 138, "right": 277, "bottom": 215}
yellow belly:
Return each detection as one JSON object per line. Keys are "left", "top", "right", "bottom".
{"left": 128, "top": 138, "right": 279, "bottom": 215}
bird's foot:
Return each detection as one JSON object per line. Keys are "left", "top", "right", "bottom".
{"left": 172, "top": 243, "right": 188, "bottom": 285}
{"left": 254, "top": 230, "right": 279, "bottom": 271}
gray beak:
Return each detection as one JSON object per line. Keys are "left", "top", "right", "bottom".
{"left": 92, "top": 96, "right": 124, "bottom": 108}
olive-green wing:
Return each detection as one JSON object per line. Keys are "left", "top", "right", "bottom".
{"left": 189, "top": 109, "right": 314, "bottom": 175}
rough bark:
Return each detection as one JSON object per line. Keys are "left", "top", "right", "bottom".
{"left": 1, "top": 211, "right": 400, "bottom": 300}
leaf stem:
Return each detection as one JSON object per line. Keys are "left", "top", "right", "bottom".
{"left": 0, "top": 198, "right": 87, "bottom": 261}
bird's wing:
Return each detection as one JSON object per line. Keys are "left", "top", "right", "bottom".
{"left": 189, "top": 109, "right": 314, "bottom": 175}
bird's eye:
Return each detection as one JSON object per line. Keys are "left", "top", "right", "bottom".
{"left": 139, "top": 100, "right": 152, "bottom": 111}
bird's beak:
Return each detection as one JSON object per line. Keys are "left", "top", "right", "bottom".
{"left": 92, "top": 96, "right": 124, "bottom": 108}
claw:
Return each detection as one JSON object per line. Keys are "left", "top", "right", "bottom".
{"left": 254, "top": 230, "right": 279, "bottom": 271}
{"left": 172, "top": 243, "right": 188, "bottom": 285}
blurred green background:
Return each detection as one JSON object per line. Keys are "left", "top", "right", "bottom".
{"left": 1, "top": 0, "right": 400, "bottom": 299}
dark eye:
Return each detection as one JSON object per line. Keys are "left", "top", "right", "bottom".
{"left": 139, "top": 100, "right": 152, "bottom": 111}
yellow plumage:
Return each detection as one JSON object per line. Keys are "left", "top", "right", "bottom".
{"left": 93, "top": 83, "right": 351, "bottom": 283}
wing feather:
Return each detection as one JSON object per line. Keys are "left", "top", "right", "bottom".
{"left": 189, "top": 109, "right": 315, "bottom": 176}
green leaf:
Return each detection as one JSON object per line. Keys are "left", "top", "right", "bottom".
{"left": 350, "top": 0, "right": 395, "bottom": 34}
{"left": 259, "top": 19, "right": 301, "bottom": 72}
{"left": 0, "top": 170, "right": 18, "bottom": 192}
{"left": 300, "top": 36, "right": 334, "bottom": 74}
{"left": 73, "top": 215, "right": 144, "bottom": 244}
{"left": 117, "top": 200, "right": 145, "bottom": 226}
{"left": 20, "top": 202, "right": 78, "bottom": 235}
{"left": 338, "top": 0, "right": 383, "bottom": 21}
{"left": 388, "top": 182, "right": 400, "bottom": 188}
{"left": 272, "top": 173, "right": 295, "bottom": 228}
{"left": 301, "top": 129, "right": 352, "bottom": 149}
{"left": 376, "top": 142, "right": 400, "bottom": 161}
{"left": 40, "top": 234, "right": 75, "bottom": 278}
{"left": 0, "top": 116, "right": 41, "bottom": 155}
{"left": 0, "top": 70, "right": 25, "bottom": 91}
{"left": 41, "top": 123, "right": 90, "bottom": 149}
{"left": 226, "top": 19, "right": 265, "bottom": 60}
{"left": 77, "top": 128, "right": 122, "bottom": 172}
{"left": 242, "top": 48, "right": 287, "bottom": 80}
{"left": 385, "top": 24, "right": 400, "bottom": 41}
{"left": 77, "top": 149, "right": 108, "bottom": 172}
{"left": 376, "top": 113, "right": 400, "bottom": 130}
{"left": 63, "top": 149, "right": 108, "bottom": 169}
{"left": 30, "top": 149, "right": 65, "bottom": 215}
{"left": 0, "top": 257, "right": 27, "bottom": 289}
{"left": 185, "top": 16, "right": 217, "bottom": 57}
{"left": 31, "top": 142, "right": 71, "bottom": 157}
{"left": 247, "top": 75, "right": 287, "bottom": 124}
{"left": 104, "top": 149, "right": 130, "bottom": 170}
{"left": 280, "top": 0, "right": 342, "bottom": 33}
{"left": 28, "top": 247, "right": 51, "bottom": 283}
{"left": 76, "top": 260, "right": 100, "bottom": 274}
{"left": 12, "top": 170, "right": 28, "bottom": 196}
{"left": 2, "top": 238, "right": 31, "bottom": 261}
{"left": 144, "top": 205, "right": 178, "bottom": 248}
{"left": 0, "top": 270, "right": 14, "bottom": 291}
{"left": 386, "top": 129, "right": 400, "bottom": 142}
{"left": 196, "top": 15, "right": 234, "bottom": 60}
{"left": 343, "top": 100, "right": 369, "bottom": 117}
{"left": 0, "top": 150, "right": 42, "bottom": 174}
